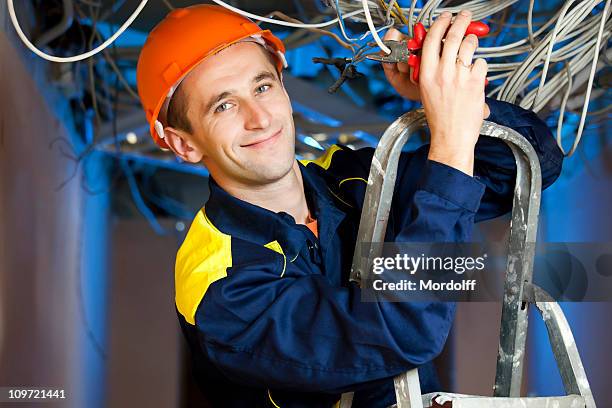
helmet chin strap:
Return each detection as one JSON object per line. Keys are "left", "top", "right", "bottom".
{"left": 154, "top": 35, "right": 287, "bottom": 142}
{"left": 154, "top": 120, "right": 166, "bottom": 141}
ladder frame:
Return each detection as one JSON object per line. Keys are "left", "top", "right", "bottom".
{"left": 340, "top": 109, "right": 595, "bottom": 408}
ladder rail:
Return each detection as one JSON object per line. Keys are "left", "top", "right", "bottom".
{"left": 491, "top": 126, "right": 542, "bottom": 397}
{"left": 524, "top": 283, "right": 596, "bottom": 407}
{"left": 349, "top": 109, "right": 428, "bottom": 284}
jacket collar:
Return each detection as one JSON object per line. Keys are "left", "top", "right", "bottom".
{"left": 204, "top": 161, "right": 344, "bottom": 261}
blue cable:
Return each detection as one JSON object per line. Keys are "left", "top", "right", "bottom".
{"left": 120, "top": 158, "right": 166, "bottom": 235}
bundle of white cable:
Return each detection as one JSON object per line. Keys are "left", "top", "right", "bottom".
{"left": 7, "top": 0, "right": 610, "bottom": 156}
{"left": 7, "top": 0, "right": 150, "bottom": 63}
{"left": 334, "top": 0, "right": 611, "bottom": 156}
{"left": 5, "top": 0, "right": 368, "bottom": 62}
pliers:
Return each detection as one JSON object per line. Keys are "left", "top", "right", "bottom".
{"left": 366, "top": 21, "right": 490, "bottom": 83}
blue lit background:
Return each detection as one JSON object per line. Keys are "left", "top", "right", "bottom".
{"left": 3, "top": 0, "right": 609, "bottom": 406}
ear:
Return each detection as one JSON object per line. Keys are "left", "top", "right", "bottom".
{"left": 163, "top": 127, "right": 204, "bottom": 163}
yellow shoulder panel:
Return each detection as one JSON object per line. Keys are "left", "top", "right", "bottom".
{"left": 299, "top": 144, "right": 342, "bottom": 170}
{"left": 264, "top": 240, "right": 286, "bottom": 277}
{"left": 175, "top": 209, "right": 232, "bottom": 325}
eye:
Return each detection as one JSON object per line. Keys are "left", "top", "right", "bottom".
{"left": 214, "top": 102, "right": 233, "bottom": 113}
{"left": 256, "top": 84, "right": 271, "bottom": 94}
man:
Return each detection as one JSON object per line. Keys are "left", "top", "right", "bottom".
{"left": 136, "top": 5, "right": 563, "bottom": 407}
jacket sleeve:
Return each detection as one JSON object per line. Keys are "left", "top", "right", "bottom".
{"left": 191, "top": 162, "right": 485, "bottom": 394}
{"left": 470, "top": 97, "right": 564, "bottom": 221}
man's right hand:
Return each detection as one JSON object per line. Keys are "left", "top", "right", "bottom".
{"left": 381, "top": 28, "right": 421, "bottom": 102}
{"left": 419, "top": 10, "right": 488, "bottom": 176}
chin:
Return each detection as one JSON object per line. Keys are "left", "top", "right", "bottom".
{"left": 250, "top": 156, "right": 295, "bottom": 183}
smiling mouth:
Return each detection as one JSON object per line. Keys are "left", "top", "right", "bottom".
{"left": 241, "top": 128, "right": 282, "bottom": 148}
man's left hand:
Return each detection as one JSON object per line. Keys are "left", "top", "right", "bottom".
{"left": 381, "top": 26, "right": 490, "bottom": 120}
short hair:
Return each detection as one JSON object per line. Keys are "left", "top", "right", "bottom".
{"left": 166, "top": 45, "right": 281, "bottom": 133}
{"left": 166, "top": 83, "right": 192, "bottom": 133}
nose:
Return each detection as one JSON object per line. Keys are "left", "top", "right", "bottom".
{"left": 242, "top": 98, "right": 271, "bottom": 130}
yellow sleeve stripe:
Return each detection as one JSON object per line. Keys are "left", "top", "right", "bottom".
{"left": 268, "top": 390, "right": 281, "bottom": 408}
{"left": 299, "top": 144, "right": 342, "bottom": 170}
{"left": 175, "top": 209, "right": 232, "bottom": 325}
{"left": 327, "top": 187, "right": 354, "bottom": 209}
{"left": 264, "top": 240, "right": 286, "bottom": 277}
{"left": 339, "top": 177, "right": 367, "bottom": 186}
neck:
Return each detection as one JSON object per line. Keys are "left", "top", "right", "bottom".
{"left": 218, "top": 161, "right": 310, "bottom": 224}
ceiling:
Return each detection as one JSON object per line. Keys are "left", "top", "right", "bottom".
{"left": 108, "top": 0, "right": 325, "bottom": 32}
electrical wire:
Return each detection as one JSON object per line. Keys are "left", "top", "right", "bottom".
{"left": 209, "top": 0, "right": 364, "bottom": 28}
{"left": 380, "top": 0, "right": 400, "bottom": 25}
{"left": 8, "top": 0, "right": 371, "bottom": 63}
{"left": 335, "top": 0, "right": 520, "bottom": 25}
{"left": 14, "top": 0, "right": 611, "bottom": 161}
{"left": 266, "top": 10, "right": 356, "bottom": 50}
{"left": 76, "top": 0, "right": 102, "bottom": 7}
{"left": 565, "top": 0, "right": 611, "bottom": 155}
{"left": 161, "top": 0, "right": 175, "bottom": 11}
{"left": 7, "top": 0, "right": 149, "bottom": 63}
{"left": 556, "top": 63, "right": 574, "bottom": 154}
{"left": 533, "top": 0, "right": 584, "bottom": 109}
{"left": 335, "top": 0, "right": 610, "bottom": 156}
{"left": 500, "top": 3, "right": 607, "bottom": 102}
{"left": 71, "top": 2, "right": 141, "bottom": 101}
{"left": 87, "top": 4, "right": 102, "bottom": 125}
{"left": 361, "top": 0, "right": 391, "bottom": 53}
{"left": 527, "top": 0, "right": 536, "bottom": 47}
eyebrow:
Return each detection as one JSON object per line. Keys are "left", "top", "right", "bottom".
{"left": 253, "top": 71, "right": 277, "bottom": 83}
{"left": 205, "top": 91, "right": 233, "bottom": 113}
{"left": 204, "top": 70, "right": 278, "bottom": 113}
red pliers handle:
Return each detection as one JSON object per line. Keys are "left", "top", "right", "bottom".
{"left": 366, "top": 21, "right": 489, "bottom": 83}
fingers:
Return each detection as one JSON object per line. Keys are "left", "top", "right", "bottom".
{"left": 420, "top": 11, "right": 452, "bottom": 74}
{"left": 471, "top": 57, "right": 488, "bottom": 81}
{"left": 417, "top": 9, "right": 488, "bottom": 172}
{"left": 381, "top": 61, "right": 399, "bottom": 85}
{"left": 382, "top": 60, "right": 411, "bottom": 89}
{"left": 483, "top": 101, "right": 491, "bottom": 119}
{"left": 441, "top": 10, "right": 474, "bottom": 67}
{"left": 383, "top": 27, "right": 404, "bottom": 41}
{"left": 456, "top": 34, "right": 478, "bottom": 78}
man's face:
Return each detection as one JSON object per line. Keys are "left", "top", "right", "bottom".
{"left": 170, "top": 42, "right": 295, "bottom": 187}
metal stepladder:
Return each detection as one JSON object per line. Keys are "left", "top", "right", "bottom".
{"left": 338, "top": 109, "right": 596, "bottom": 408}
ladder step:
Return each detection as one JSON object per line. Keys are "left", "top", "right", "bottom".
{"left": 417, "top": 393, "right": 585, "bottom": 408}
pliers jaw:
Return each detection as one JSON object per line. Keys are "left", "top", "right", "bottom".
{"left": 364, "top": 40, "right": 412, "bottom": 63}
{"left": 365, "top": 40, "right": 422, "bottom": 82}
{"left": 365, "top": 22, "right": 427, "bottom": 63}
{"left": 364, "top": 22, "right": 428, "bottom": 82}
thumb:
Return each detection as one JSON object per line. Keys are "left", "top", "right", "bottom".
{"left": 383, "top": 27, "right": 407, "bottom": 41}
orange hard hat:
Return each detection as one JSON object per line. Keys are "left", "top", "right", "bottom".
{"left": 136, "top": 4, "right": 287, "bottom": 149}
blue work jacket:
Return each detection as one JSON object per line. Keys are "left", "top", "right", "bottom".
{"left": 175, "top": 98, "right": 563, "bottom": 407}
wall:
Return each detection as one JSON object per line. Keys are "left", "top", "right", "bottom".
{"left": 531, "top": 143, "right": 612, "bottom": 406}
{"left": 0, "top": 3, "right": 110, "bottom": 406}
{"left": 0, "top": 27, "right": 83, "bottom": 408}
{"left": 105, "top": 218, "right": 182, "bottom": 408}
